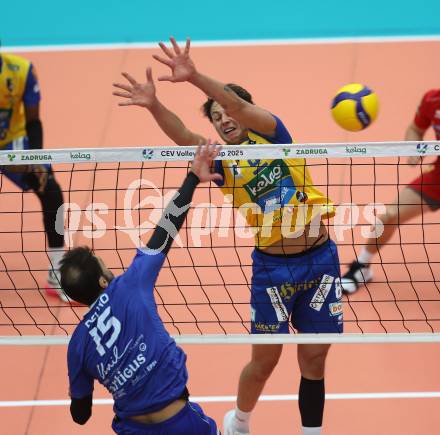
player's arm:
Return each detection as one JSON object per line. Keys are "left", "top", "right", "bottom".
{"left": 23, "top": 64, "right": 43, "bottom": 150}
{"left": 67, "top": 340, "right": 94, "bottom": 425}
{"left": 153, "top": 37, "right": 277, "bottom": 137}
{"left": 146, "top": 142, "right": 222, "bottom": 255}
{"left": 113, "top": 68, "right": 207, "bottom": 146}
{"left": 22, "top": 64, "right": 48, "bottom": 191}
{"left": 70, "top": 395, "right": 93, "bottom": 424}
{"left": 405, "top": 123, "right": 426, "bottom": 166}
{"left": 405, "top": 92, "right": 431, "bottom": 165}
{"left": 405, "top": 122, "right": 426, "bottom": 141}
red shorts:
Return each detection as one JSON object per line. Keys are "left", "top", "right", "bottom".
{"left": 408, "top": 158, "right": 440, "bottom": 210}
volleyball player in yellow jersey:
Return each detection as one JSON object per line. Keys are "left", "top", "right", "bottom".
{"left": 0, "top": 53, "right": 66, "bottom": 300}
{"left": 114, "top": 37, "right": 342, "bottom": 435}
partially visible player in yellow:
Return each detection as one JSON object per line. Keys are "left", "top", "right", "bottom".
{"left": 0, "top": 52, "right": 66, "bottom": 300}
{"left": 114, "top": 37, "right": 342, "bottom": 435}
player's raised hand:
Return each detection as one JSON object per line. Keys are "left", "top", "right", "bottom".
{"left": 113, "top": 68, "right": 157, "bottom": 109}
{"left": 191, "top": 140, "right": 223, "bottom": 183}
{"left": 153, "top": 37, "right": 196, "bottom": 83}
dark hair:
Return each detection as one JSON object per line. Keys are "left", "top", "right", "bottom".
{"left": 60, "top": 246, "right": 103, "bottom": 306}
{"left": 202, "top": 83, "right": 254, "bottom": 122}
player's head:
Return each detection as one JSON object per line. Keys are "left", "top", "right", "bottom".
{"left": 60, "top": 246, "right": 115, "bottom": 305}
{"left": 202, "top": 83, "right": 254, "bottom": 144}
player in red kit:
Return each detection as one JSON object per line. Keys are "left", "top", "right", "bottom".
{"left": 342, "top": 89, "right": 440, "bottom": 293}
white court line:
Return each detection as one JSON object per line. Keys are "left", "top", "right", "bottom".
{"left": 1, "top": 392, "right": 440, "bottom": 407}
{"left": 3, "top": 34, "right": 440, "bottom": 53}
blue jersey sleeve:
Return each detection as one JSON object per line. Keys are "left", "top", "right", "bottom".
{"left": 122, "top": 249, "right": 166, "bottom": 294}
{"left": 249, "top": 114, "right": 293, "bottom": 144}
{"left": 22, "top": 64, "right": 41, "bottom": 106}
{"left": 67, "top": 334, "right": 94, "bottom": 399}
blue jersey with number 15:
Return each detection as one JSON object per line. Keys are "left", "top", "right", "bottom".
{"left": 67, "top": 249, "right": 188, "bottom": 419}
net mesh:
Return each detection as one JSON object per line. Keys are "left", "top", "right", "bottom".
{"left": 1, "top": 142, "right": 440, "bottom": 341}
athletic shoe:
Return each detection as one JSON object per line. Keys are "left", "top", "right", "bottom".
{"left": 45, "top": 269, "right": 72, "bottom": 303}
{"left": 341, "top": 261, "right": 373, "bottom": 294}
{"left": 223, "top": 410, "right": 249, "bottom": 435}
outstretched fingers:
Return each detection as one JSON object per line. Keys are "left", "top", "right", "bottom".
{"left": 112, "top": 91, "right": 132, "bottom": 99}
{"left": 158, "top": 41, "right": 175, "bottom": 59}
{"left": 169, "top": 37, "right": 181, "bottom": 55}
{"left": 121, "top": 72, "right": 138, "bottom": 86}
{"left": 184, "top": 37, "right": 191, "bottom": 55}
{"left": 152, "top": 54, "right": 173, "bottom": 67}
{"left": 113, "top": 82, "right": 132, "bottom": 92}
{"left": 146, "top": 67, "right": 153, "bottom": 82}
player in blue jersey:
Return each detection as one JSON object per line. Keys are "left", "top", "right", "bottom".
{"left": 0, "top": 52, "right": 66, "bottom": 300}
{"left": 61, "top": 143, "right": 221, "bottom": 434}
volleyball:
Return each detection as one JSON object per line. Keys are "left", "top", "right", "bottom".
{"left": 331, "top": 83, "right": 379, "bottom": 131}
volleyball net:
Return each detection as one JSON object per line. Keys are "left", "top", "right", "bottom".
{"left": 1, "top": 141, "right": 440, "bottom": 345}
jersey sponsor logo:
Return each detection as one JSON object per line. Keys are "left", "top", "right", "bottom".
{"left": 244, "top": 161, "right": 287, "bottom": 198}
{"left": 253, "top": 321, "right": 281, "bottom": 332}
{"left": 309, "top": 274, "right": 334, "bottom": 311}
{"left": 295, "top": 148, "right": 328, "bottom": 155}
{"left": 97, "top": 338, "right": 133, "bottom": 379}
{"left": 335, "top": 277, "right": 342, "bottom": 300}
{"left": 434, "top": 109, "right": 440, "bottom": 119}
{"left": 279, "top": 277, "right": 322, "bottom": 301}
{"left": 106, "top": 344, "right": 157, "bottom": 395}
{"left": 108, "top": 355, "right": 158, "bottom": 395}
{"left": 250, "top": 306, "right": 256, "bottom": 322}
{"left": 266, "top": 286, "right": 289, "bottom": 321}
{"left": 329, "top": 301, "right": 343, "bottom": 316}
{"left": 243, "top": 160, "right": 296, "bottom": 214}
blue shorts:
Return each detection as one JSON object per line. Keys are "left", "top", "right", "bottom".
{"left": 1, "top": 136, "right": 50, "bottom": 191}
{"left": 111, "top": 402, "right": 220, "bottom": 435}
{"left": 251, "top": 239, "right": 343, "bottom": 333}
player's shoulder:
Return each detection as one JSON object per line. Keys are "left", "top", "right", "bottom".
{"left": 1, "top": 53, "right": 31, "bottom": 71}
{"left": 421, "top": 89, "right": 440, "bottom": 105}
{"left": 248, "top": 114, "right": 293, "bottom": 145}
{"left": 68, "top": 320, "right": 88, "bottom": 354}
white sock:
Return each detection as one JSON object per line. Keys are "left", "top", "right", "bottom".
{"left": 48, "top": 248, "right": 64, "bottom": 272}
{"left": 357, "top": 248, "right": 373, "bottom": 265}
{"left": 302, "top": 427, "right": 321, "bottom": 435}
{"left": 234, "top": 408, "right": 251, "bottom": 432}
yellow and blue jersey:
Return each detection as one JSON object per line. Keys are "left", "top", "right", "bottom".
{"left": 214, "top": 115, "right": 335, "bottom": 248}
{"left": 0, "top": 53, "right": 40, "bottom": 148}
